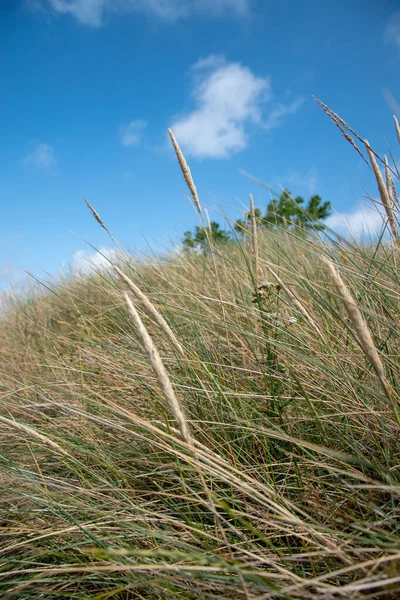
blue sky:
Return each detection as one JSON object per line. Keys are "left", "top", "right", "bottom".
{"left": 1, "top": 0, "right": 400, "bottom": 288}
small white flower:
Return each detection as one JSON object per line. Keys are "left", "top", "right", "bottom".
{"left": 258, "top": 281, "right": 275, "bottom": 289}
{"left": 287, "top": 316, "right": 297, "bottom": 324}
{"left": 263, "top": 312, "right": 280, "bottom": 319}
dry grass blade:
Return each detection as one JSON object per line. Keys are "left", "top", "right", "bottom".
{"left": 315, "top": 98, "right": 400, "bottom": 185}
{"left": 0, "top": 415, "right": 70, "bottom": 457}
{"left": 394, "top": 115, "right": 400, "bottom": 145}
{"left": 365, "top": 141, "right": 398, "bottom": 242}
{"left": 384, "top": 155, "right": 396, "bottom": 209}
{"left": 84, "top": 198, "right": 106, "bottom": 229}
{"left": 249, "top": 194, "right": 260, "bottom": 282}
{"left": 114, "top": 266, "right": 184, "bottom": 356}
{"left": 83, "top": 197, "right": 122, "bottom": 252}
{"left": 205, "top": 208, "right": 212, "bottom": 233}
{"left": 393, "top": 180, "right": 400, "bottom": 211}
{"left": 313, "top": 97, "right": 369, "bottom": 167}
{"left": 168, "top": 129, "right": 201, "bottom": 215}
{"left": 324, "top": 259, "right": 397, "bottom": 407}
{"left": 84, "top": 198, "right": 114, "bottom": 240}
{"left": 122, "top": 291, "right": 192, "bottom": 445}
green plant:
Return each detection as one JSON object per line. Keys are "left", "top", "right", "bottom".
{"left": 235, "top": 189, "right": 332, "bottom": 233}
{"left": 182, "top": 220, "right": 231, "bottom": 251}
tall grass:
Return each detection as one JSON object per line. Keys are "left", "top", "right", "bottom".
{"left": 0, "top": 108, "right": 400, "bottom": 599}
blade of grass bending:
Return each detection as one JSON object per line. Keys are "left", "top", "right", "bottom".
{"left": 122, "top": 291, "right": 192, "bottom": 445}
{"left": 114, "top": 265, "right": 184, "bottom": 356}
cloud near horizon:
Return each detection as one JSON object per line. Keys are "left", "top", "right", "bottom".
{"left": 38, "top": 0, "right": 250, "bottom": 27}
{"left": 71, "top": 247, "right": 119, "bottom": 274}
{"left": 169, "top": 56, "right": 302, "bottom": 159}
{"left": 325, "top": 202, "right": 386, "bottom": 239}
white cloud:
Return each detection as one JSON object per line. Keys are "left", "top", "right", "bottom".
{"left": 386, "top": 10, "right": 400, "bottom": 48}
{"left": 263, "top": 99, "right": 303, "bottom": 131}
{"left": 40, "top": 0, "right": 250, "bottom": 26}
{"left": 325, "top": 203, "right": 386, "bottom": 239}
{"left": 170, "top": 56, "right": 302, "bottom": 159}
{"left": 192, "top": 54, "right": 226, "bottom": 71}
{"left": 383, "top": 88, "right": 400, "bottom": 117}
{"left": 23, "top": 142, "right": 55, "bottom": 170}
{"left": 46, "top": 0, "right": 104, "bottom": 25}
{"left": 71, "top": 247, "right": 119, "bottom": 274}
{"left": 120, "top": 120, "right": 147, "bottom": 147}
{"left": 170, "top": 58, "right": 268, "bottom": 159}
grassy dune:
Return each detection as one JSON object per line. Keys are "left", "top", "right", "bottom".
{"left": 0, "top": 118, "right": 400, "bottom": 598}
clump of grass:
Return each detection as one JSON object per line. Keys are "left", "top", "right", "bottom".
{"left": 0, "top": 109, "right": 399, "bottom": 599}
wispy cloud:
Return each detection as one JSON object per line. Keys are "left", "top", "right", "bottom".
{"left": 325, "top": 203, "right": 385, "bottom": 239}
{"left": 383, "top": 88, "right": 400, "bottom": 116}
{"left": 120, "top": 120, "right": 147, "bottom": 147}
{"left": 39, "top": 0, "right": 250, "bottom": 27}
{"left": 169, "top": 56, "right": 301, "bottom": 159}
{"left": 263, "top": 99, "right": 303, "bottom": 132}
{"left": 272, "top": 168, "right": 318, "bottom": 196}
{"left": 385, "top": 10, "right": 400, "bottom": 48}
{"left": 23, "top": 141, "right": 55, "bottom": 170}
{"left": 0, "top": 262, "right": 25, "bottom": 287}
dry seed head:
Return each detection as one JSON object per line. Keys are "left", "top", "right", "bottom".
{"left": 84, "top": 198, "right": 109, "bottom": 233}
{"left": 249, "top": 194, "right": 260, "bottom": 281}
{"left": 394, "top": 115, "right": 400, "bottom": 145}
{"left": 122, "top": 291, "right": 192, "bottom": 445}
{"left": 205, "top": 208, "right": 212, "bottom": 234}
{"left": 365, "top": 140, "right": 398, "bottom": 242}
{"left": 114, "top": 266, "right": 184, "bottom": 356}
{"left": 314, "top": 97, "right": 369, "bottom": 166}
{"left": 168, "top": 129, "right": 201, "bottom": 215}
{"left": 84, "top": 197, "right": 119, "bottom": 247}
{"left": 384, "top": 155, "right": 394, "bottom": 207}
{"left": 392, "top": 179, "right": 400, "bottom": 210}
{"left": 324, "top": 259, "right": 396, "bottom": 403}
{"left": 0, "top": 415, "right": 70, "bottom": 457}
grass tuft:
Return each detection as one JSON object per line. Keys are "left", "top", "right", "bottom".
{"left": 0, "top": 111, "right": 400, "bottom": 599}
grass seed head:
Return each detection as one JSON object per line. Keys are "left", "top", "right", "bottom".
{"left": 168, "top": 129, "right": 201, "bottom": 215}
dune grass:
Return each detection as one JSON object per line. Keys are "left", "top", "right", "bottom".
{"left": 0, "top": 111, "right": 400, "bottom": 599}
